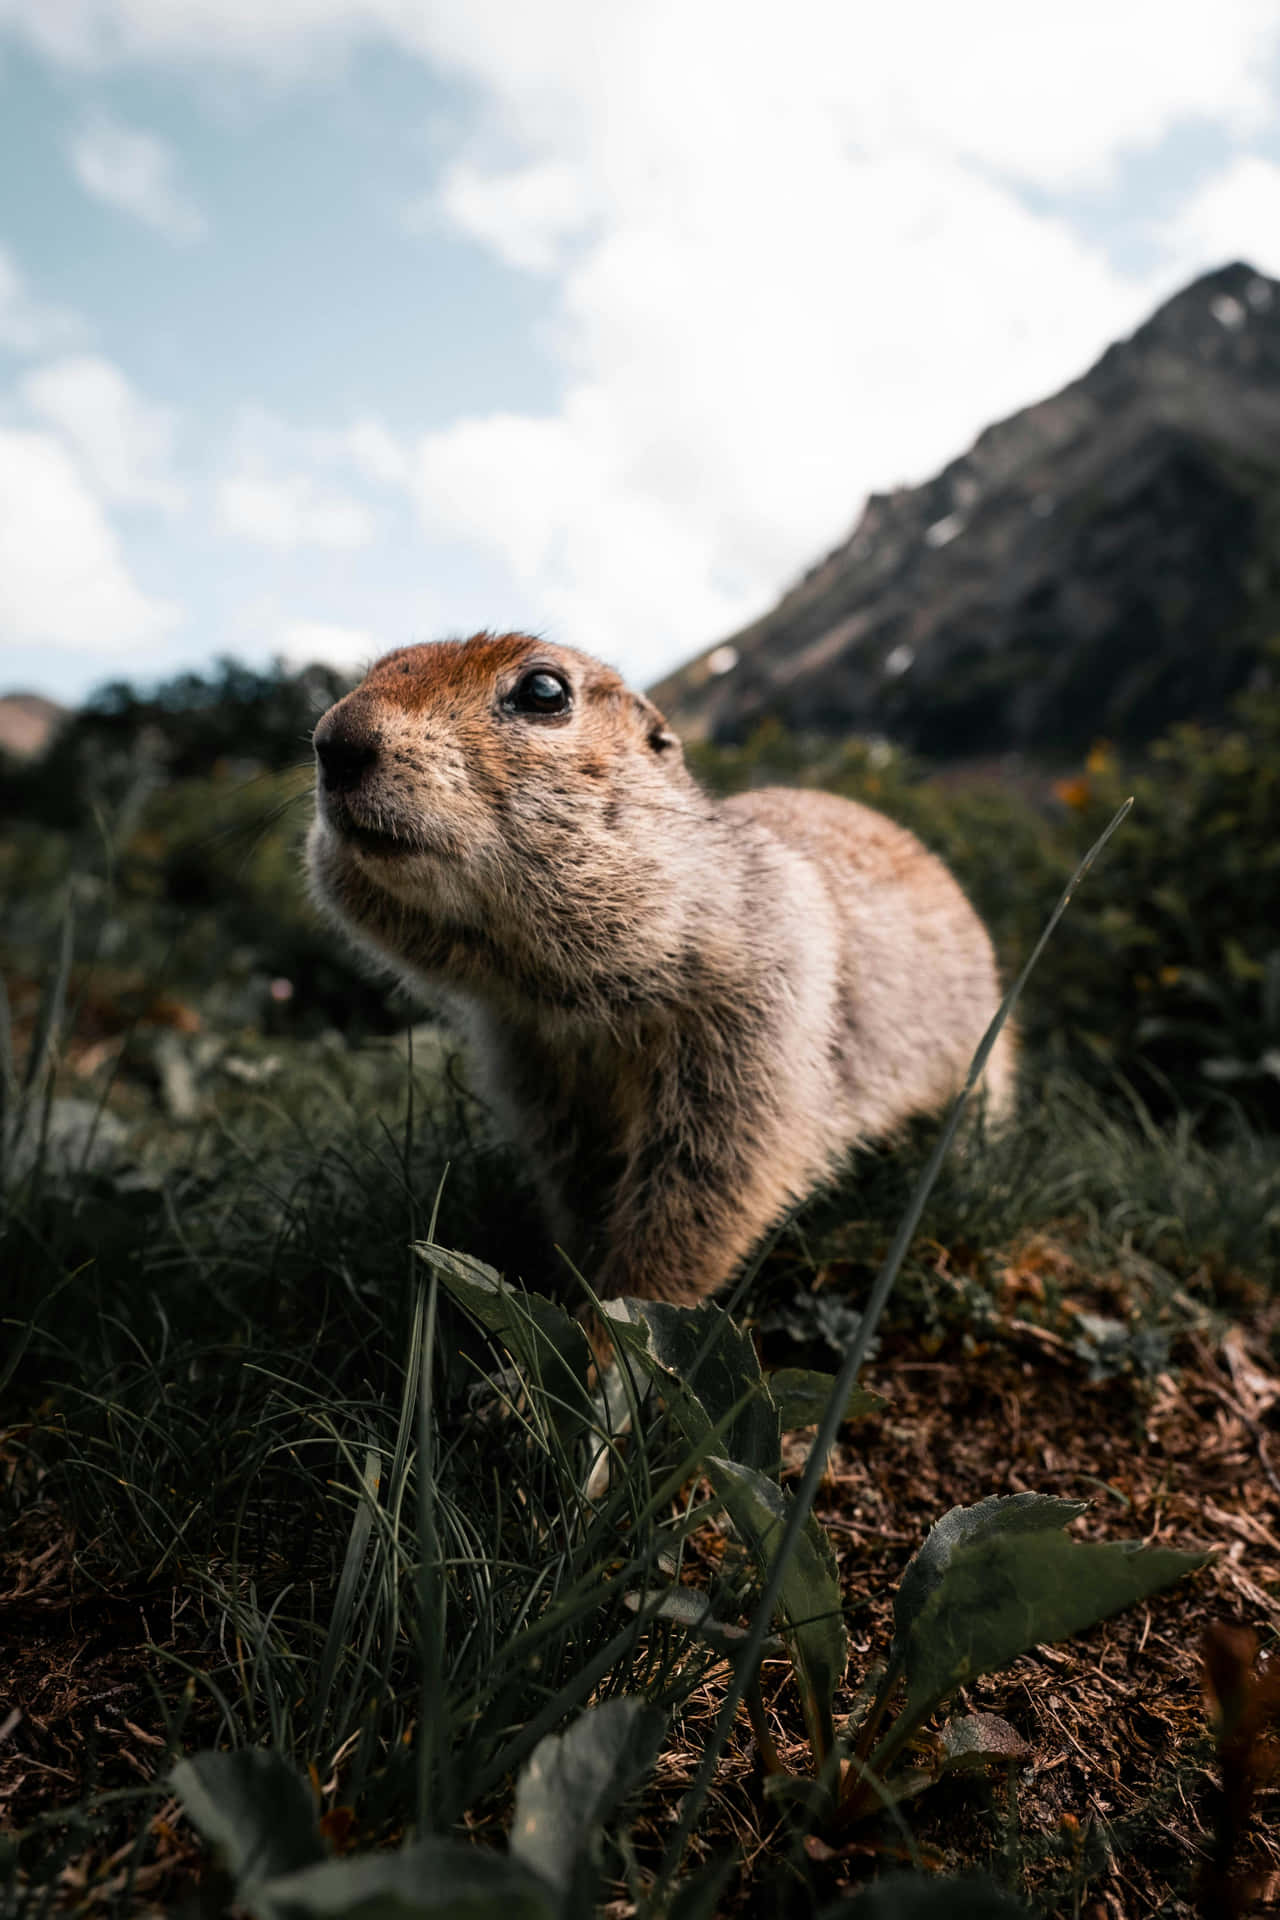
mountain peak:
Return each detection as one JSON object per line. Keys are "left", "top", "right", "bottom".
{"left": 653, "top": 263, "right": 1280, "bottom": 760}
{"left": 1112, "top": 259, "right": 1279, "bottom": 371}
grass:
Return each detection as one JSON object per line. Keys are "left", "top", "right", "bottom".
{"left": 2, "top": 785, "right": 1278, "bottom": 1916}
{"left": 3, "top": 1012, "right": 743, "bottom": 1907}
{"left": 4, "top": 993, "right": 1278, "bottom": 1914}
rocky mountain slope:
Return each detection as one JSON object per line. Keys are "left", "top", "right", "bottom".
{"left": 653, "top": 262, "right": 1280, "bottom": 758}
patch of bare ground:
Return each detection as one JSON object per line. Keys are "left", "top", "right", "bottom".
{"left": 0, "top": 1493, "right": 212, "bottom": 1911}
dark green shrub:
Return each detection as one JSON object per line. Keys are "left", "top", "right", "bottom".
{"left": 1032, "top": 703, "right": 1280, "bottom": 1122}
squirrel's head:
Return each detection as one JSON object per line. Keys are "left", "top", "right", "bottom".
{"left": 307, "top": 632, "right": 687, "bottom": 937}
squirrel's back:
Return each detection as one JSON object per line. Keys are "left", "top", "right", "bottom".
{"left": 725, "top": 785, "right": 1015, "bottom": 1139}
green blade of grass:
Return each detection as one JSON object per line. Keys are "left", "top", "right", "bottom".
{"left": 415, "top": 1263, "right": 445, "bottom": 1836}
{"left": 312, "top": 1441, "right": 382, "bottom": 1739}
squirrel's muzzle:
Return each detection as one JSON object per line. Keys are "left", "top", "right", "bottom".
{"left": 314, "top": 713, "right": 380, "bottom": 795}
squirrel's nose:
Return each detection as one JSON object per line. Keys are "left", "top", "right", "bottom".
{"left": 314, "top": 715, "right": 380, "bottom": 794}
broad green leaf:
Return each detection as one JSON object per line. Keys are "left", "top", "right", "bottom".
{"left": 603, "top": 1298, "right": 779, "bottom": 1471}
{"left": 415, "top": 1246, "right": 593, "bottom": 1419}
{"left": 827, "top": 1869, "right": 1031, "bottom": 1917}
{"left": 510, "top": 1697, "right": 667, "bottom": 1909}
{"left": 892, "top": 1494, "right": 1086, "bottom": 1664}
{"left": 255, "top": 1842, "right": 556, "bottom": 1920}
{"left": 768, "top": 1369, "right": 886, "bottom": 1429}
{"left": 171, "top": 1750, "right": 323, "bottom": 1888}
{"left": 903, "top": 1527, "right": 1208, "bottom": 1718}
{"left": 705, "top": 1456, "right": 847, "bottom": 1766}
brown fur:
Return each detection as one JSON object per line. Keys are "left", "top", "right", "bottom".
{"left": 306, "top": 633, "right": 1016, "bottom": 1309}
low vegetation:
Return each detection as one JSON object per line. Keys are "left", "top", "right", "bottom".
{"left": 1, "top": 659, "right": 1277, "bottom": 1916}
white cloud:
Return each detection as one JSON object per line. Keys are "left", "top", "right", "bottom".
{"left": 431, "top": 159, "right": 597, "bottom": 273}
{"left": 318, "top": 417, "right": 411, "bottom": 488}
{"left": 0, "top": 427, "right": 178, "bottom": 649}
{"left": 0, "top": 243, "right": 83, "bottom": 354}
{"left": 213, "top": 408, "right": 399, "bottom": 549}
{"left": 217, "top": 470, "right": 375, "bottom": 549}
{"left": 8, "top": 2, "right": 1275, "bottom": 175}
{"left": 1159, "top": 155, "right": 1280, "bottom": 284}
{"left": 68, "top": 113, "right": 206, "bottom": 241}
{"left": 19, "top": 355, "right": 184, "bottom": 509}
{"left": 405, "top": 90, "right": 1165, "bottom": 671}
{"left": 413, "top": 409, "right": 752, "bottom": 664}
{"left": 273, "top": 618, "right": 377, "bottom": 671}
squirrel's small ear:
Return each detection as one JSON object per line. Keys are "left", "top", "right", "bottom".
{"left": 632, "top": 693, "right": 681, "bottom": 756}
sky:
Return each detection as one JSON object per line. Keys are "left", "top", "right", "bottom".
{"left": 3, "top": 3, "right": 1280, "bottom": 705}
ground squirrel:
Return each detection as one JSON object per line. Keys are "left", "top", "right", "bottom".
{"left": 307, "top": 632, "right": 1015, "bottom": 1310}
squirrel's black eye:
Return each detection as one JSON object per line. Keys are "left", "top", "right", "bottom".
{"left": 508, "top": 669, "right": 571, "bottom": 716}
